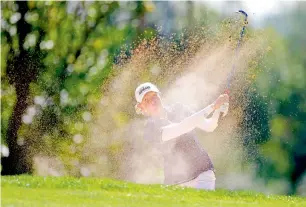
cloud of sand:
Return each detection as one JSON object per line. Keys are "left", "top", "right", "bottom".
{"left": 81, "top": 25, "right": 268, "bottom": 191}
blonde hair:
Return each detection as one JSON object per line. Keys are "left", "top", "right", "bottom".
{"left": 135, "top": 103, "right": 143, "bottom": 115}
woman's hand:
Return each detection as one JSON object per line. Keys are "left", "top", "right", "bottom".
{"left": 213, "top": 94, "right": 229, "bottom": 110}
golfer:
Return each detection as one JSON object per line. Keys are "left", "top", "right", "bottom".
{"left": 135, "top": 82, "right": 229, "bottom": 190}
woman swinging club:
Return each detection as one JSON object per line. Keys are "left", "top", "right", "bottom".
{"left": 134, "top": 82, "right": 229, "bottom": 190}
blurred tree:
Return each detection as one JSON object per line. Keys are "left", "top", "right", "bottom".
{"left": 1, "top": 1, "right": 152, "bottom": 175}
{"left": 2, "top": 1, "right": 42, "bottom": 174}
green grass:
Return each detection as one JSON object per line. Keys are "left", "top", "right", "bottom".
{"left": 1, "top": 176, "right": 305, "bottom": 207}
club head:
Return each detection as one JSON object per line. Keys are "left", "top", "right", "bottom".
{"left": 236, "top": 10, "right": 248, "bottom": 18}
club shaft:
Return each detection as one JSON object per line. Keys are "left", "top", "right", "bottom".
{"left": 226, "top": 10, "right": 248, "bottom": 93}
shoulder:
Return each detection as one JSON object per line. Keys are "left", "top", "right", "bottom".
{"left": 170, "top": 102, "right": 194, "bottom": 114}
{"left": 169, "top": 102, "right": 184, "bottom": 111}
{"left": 167, "top": 102, "right": 194, "bottom": 120}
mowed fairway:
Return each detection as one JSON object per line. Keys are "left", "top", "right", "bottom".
{"left": 1, "top": 176, "right": 305, "bottom": 207}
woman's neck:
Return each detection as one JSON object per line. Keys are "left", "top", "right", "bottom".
{"left": 149, "top": 102, "right": 167, "bottom": 119}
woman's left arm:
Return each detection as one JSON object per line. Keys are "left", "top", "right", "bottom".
{"left": 196, "top": 109, "right": 221, "bottom": 132}
{"left": 196, "top": 94, "right": 229, "bottom": 132}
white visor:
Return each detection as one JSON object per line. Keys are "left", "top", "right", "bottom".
{"left": 135, "top": 82, "right": 160, "bottom": 103}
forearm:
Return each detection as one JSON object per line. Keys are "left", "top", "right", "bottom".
{"left": 198, "top": 104, "right": 215, "bottom": 118}
{"left": 161, "top": 104, "right": 215, "bottom": 142}
{"left": 196, "top": 109, "right": 221, "bottom": 132}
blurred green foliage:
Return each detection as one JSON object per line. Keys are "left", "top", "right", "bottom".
{"left": 242, "top": 3, "right": 306, "bottom": 194}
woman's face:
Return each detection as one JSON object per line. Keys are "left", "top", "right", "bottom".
{"left": 139, "top": 91, "right": 162, "bottom": 116}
